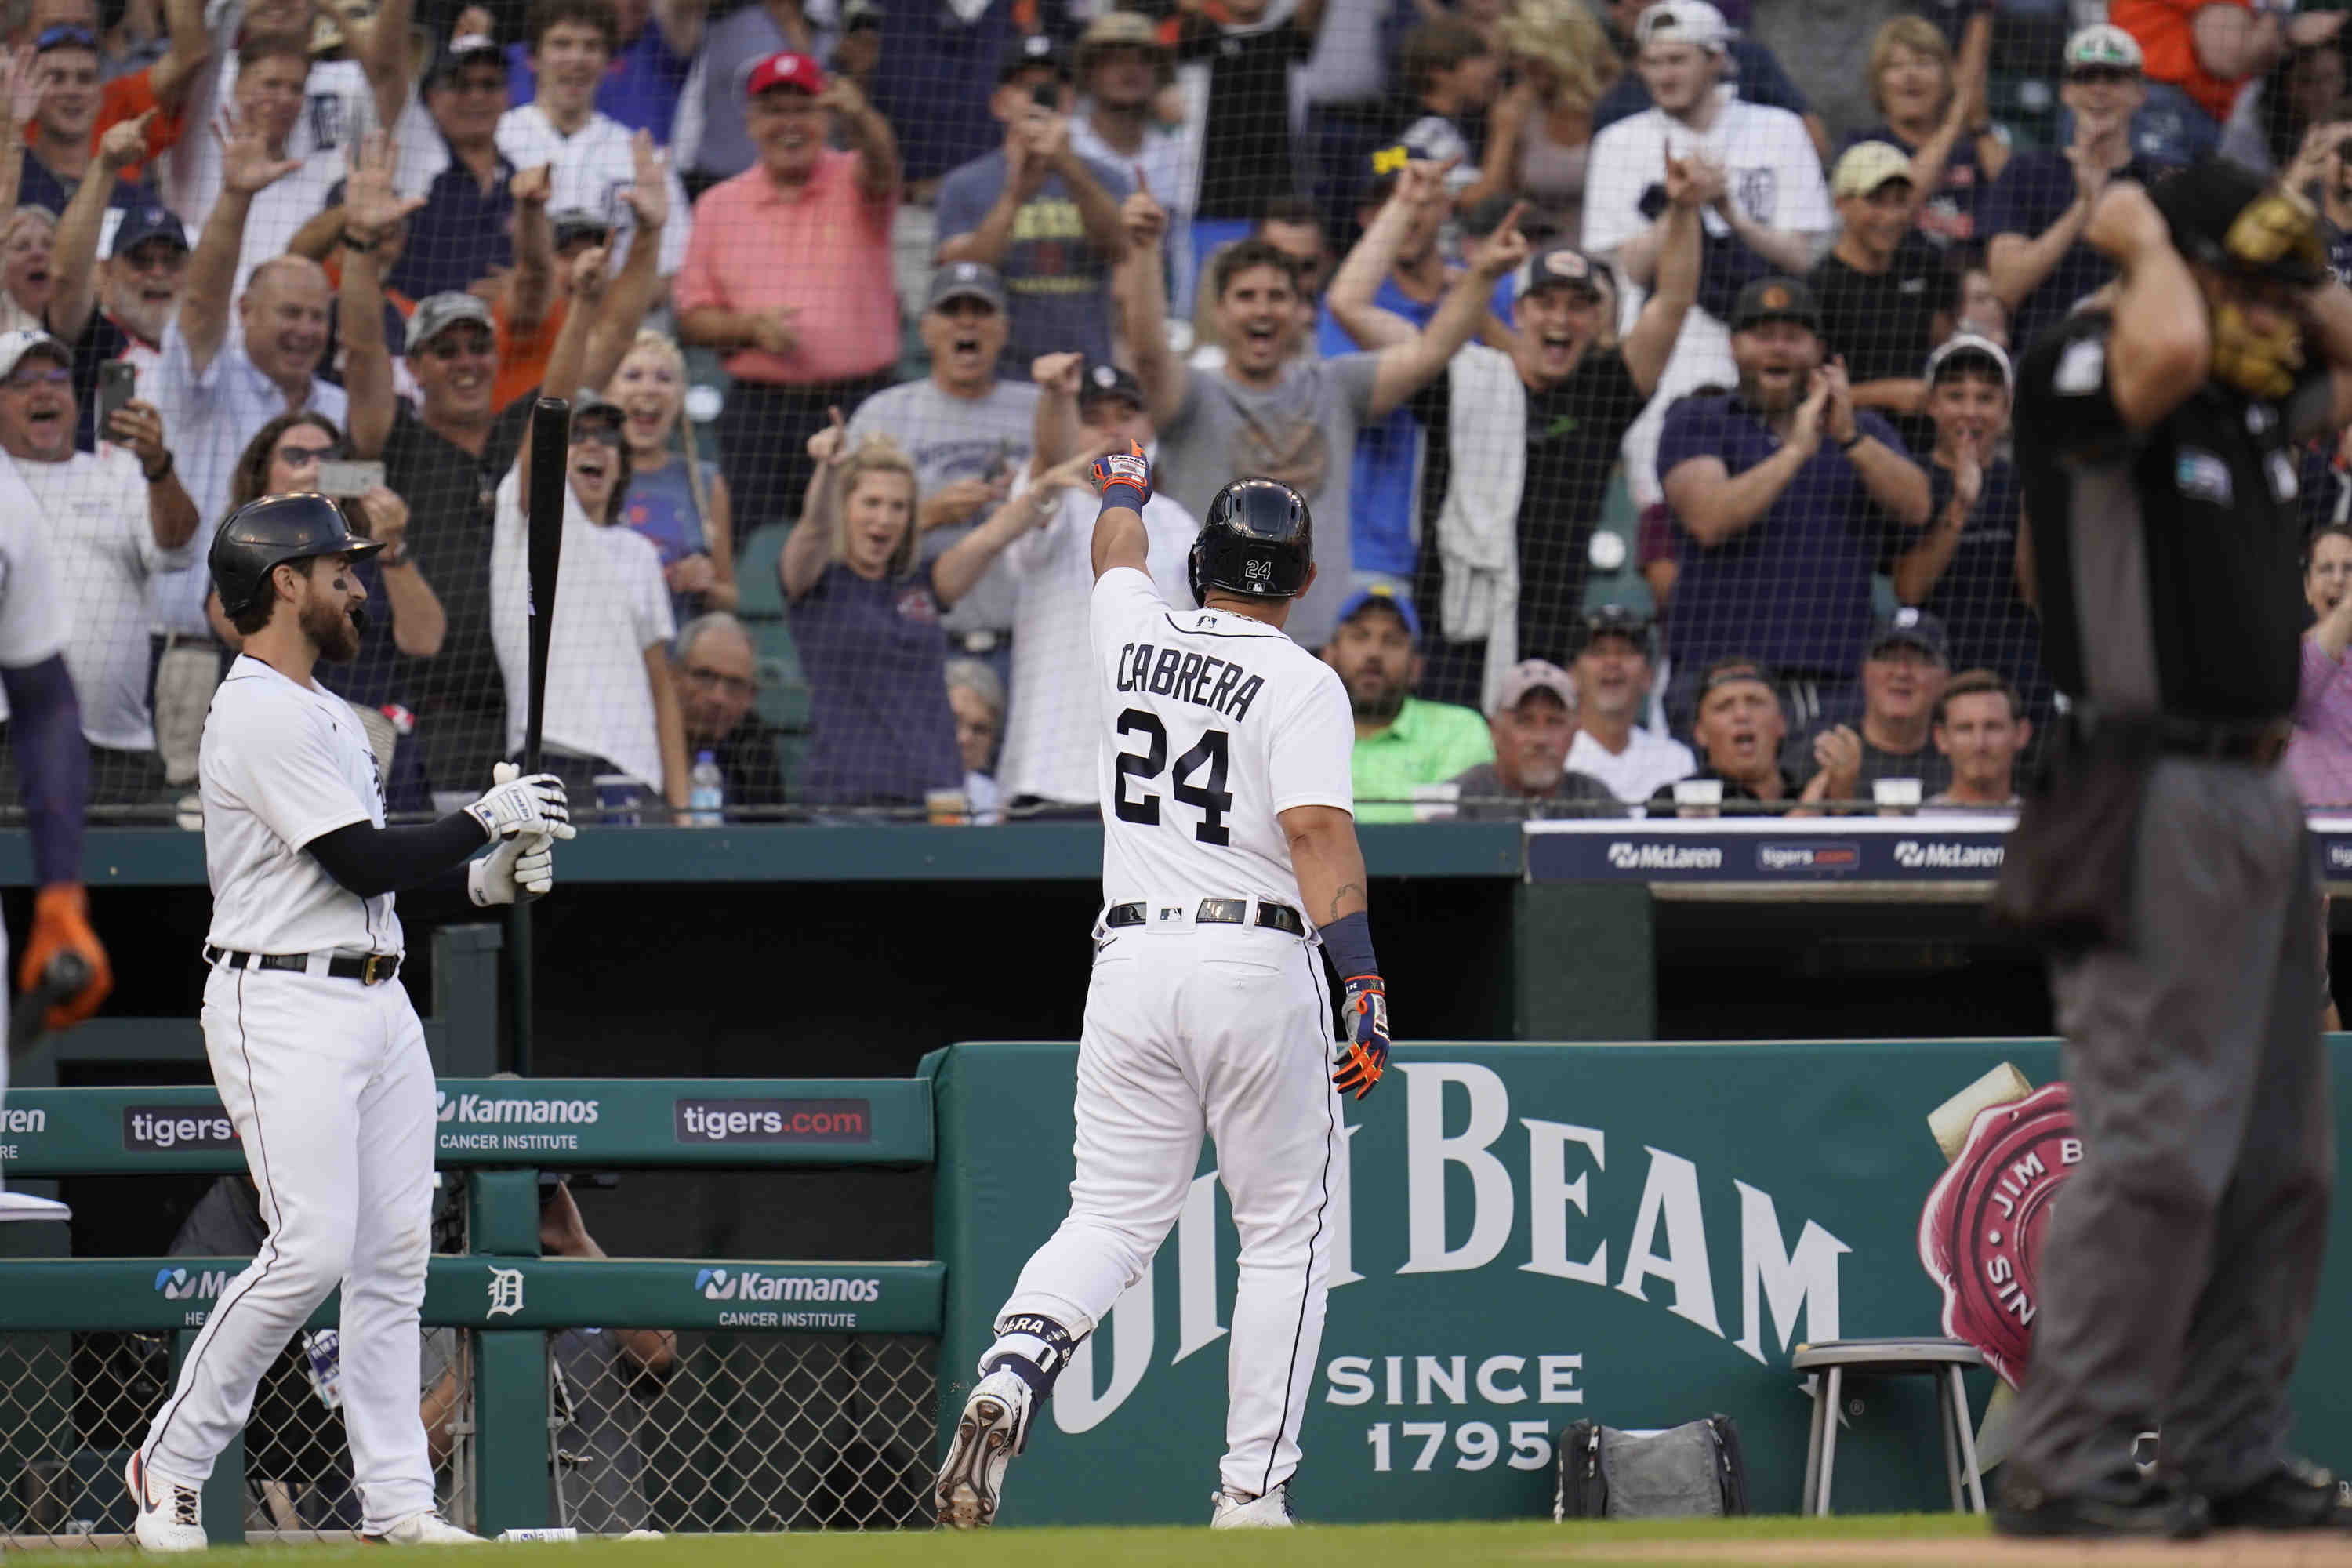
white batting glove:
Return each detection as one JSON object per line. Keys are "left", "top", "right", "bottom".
{"left": 467, "top": 829, "right": 555, "bottom": 906}
{"left": 465, "top": 762, "right": 576, "bottom": 842}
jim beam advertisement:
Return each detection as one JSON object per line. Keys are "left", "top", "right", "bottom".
{"left": 1917, "top": 1062, "right": 2079, "bottom": 1466}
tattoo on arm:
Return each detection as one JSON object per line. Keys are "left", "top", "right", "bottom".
{"left": 1327, "top": 883, "right": 1364, "bottom": 923}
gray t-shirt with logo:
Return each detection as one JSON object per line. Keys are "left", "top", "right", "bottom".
{"left": 1155, "top": 354, "right": 1378, "bottom": 651}
{"left": 846, "top": 377, "right": 1043, "bottom": 636}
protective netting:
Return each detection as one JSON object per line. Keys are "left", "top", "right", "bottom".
{"left": 0, "top": 0, "right": 2336, "bottom": 821}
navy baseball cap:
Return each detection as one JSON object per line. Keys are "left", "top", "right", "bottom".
{"left": 1577, "top": 603, "right": 1654, "bottom": 654}
{"left": 1334, "top": 584, "right": 1421, "bottom": 641}
{"left": 108, "top": 203, "right": 189, "bottom": 260}
{"left": 1870, "top": 605, "right": 1949, "bottom": 662}
{"left": 1517, "top": 241, "right": 1611, "bottom": 303}
{"left": 426, "top": 33, "right": 505, "bottom": 88}
{"left": 1076, "top": 360, "right": 1144, "bottom": 408}
{"left": 997, "top": 33, "right": 1070, "bottom": 83}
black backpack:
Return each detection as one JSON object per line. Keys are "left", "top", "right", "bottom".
{"left": 1554, "top": 1415, "right": 1749, "bottom": 1520}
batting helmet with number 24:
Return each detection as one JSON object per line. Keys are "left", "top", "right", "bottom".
{"left": 1189, "top": 477, "right": 1315, "bottom": 607}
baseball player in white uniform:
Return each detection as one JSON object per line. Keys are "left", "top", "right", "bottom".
{"left": 934, "top": 448, "right": 1392, "bottom": 1530}
{"left": 0, "top": 452, "right": 114, "bottom": 1224}
{"left": 126, "top": 494, "right": 575, "bottom": 1550}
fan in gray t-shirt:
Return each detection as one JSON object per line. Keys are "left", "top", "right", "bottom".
{"left": 1115, "top": 173, "right": 1528, "bottom": 650}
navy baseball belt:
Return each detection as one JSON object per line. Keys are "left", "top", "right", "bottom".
{"left": 1105, "top": 898, "right": 1306, "bottom": 937}
{"left": 205, "top": 945, "right": 402, "bottom": 985}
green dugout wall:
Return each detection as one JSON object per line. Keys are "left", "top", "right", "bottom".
{"left": 926, "top": 1039, "right": 2352, "bottom": 1524}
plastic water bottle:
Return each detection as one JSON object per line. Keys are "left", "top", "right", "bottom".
{"left": 687, "top": 751, "right": 724, "bottom": 826}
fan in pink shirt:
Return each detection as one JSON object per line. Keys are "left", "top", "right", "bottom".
{"left": 2289, "top": 523, "right": 2352, "bottom": 806}
{"left": 2288, "top": 521, "right": 2352, "bottom": 1031}
{"left": 676, "top": 50, "right": 902, "bottom": 543}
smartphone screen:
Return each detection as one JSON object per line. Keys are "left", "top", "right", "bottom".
{"left": 315, "top": 459, "right": 386, "bottom": 499}
{"left": 95, "top": 361, "right": 136, "bottom": 437}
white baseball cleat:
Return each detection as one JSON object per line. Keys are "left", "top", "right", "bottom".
{"left": 365, "top": 1512, "right": 486, "bottom": 1545}
{"left": 935, "top": 1369, "right": 1033, "bottom": 1529}
{"left": 1210, "top": 1484, "right": 1296, "bottom": 1529}
{"left": 0, "top": 1189, "right": 71, "bottom": 1223}
{"left": 125, "top": 1450, "right": 207, "bottom": 1552}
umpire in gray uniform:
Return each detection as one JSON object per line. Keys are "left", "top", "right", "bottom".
{"left": 1994, "top": 156, "right": 2352, "bottom": 1539}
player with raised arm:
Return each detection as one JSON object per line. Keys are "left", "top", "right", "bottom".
{"left": 0, "top": 457, "right": 114, "bottom": 1223}
{"left": 125, "top": 493, "right": 575, "bottom": 1551}
{"left": 933, "top": 445, "right": 1390, "bottom": 1530}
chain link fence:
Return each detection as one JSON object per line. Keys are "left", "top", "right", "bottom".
{"left": 0, "top": 1324, "right": 938, "bottom": 1545}
{"left": 0, "top": 1328, "right": 474, "bottom": 1548}
{"left": 561, "top": 1330, "right": 938, "bottom": 1533}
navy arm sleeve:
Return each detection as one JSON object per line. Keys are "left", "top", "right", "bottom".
{"left": 304, "top": 812, "right": 491, "bottom": 898}
{"left": 1, "top": 655, "right": 87, "bottom": 887}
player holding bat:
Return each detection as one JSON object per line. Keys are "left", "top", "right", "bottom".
{"left": 125, "top": 493, "right": 575, "bottom": 1550}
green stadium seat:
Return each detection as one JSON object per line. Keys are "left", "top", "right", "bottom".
{"left": 750, "top": 619, "right": 812, "bottom": 731}
{"left": 736, "top": 523, "right": 791, "bottom": 619}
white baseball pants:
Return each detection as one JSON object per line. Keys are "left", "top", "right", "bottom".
{"left": 998, "top": 919, "right": 1345, "bottom": 1498}
{"left": 140, "top": 962, "right": 437, "bottom": 1532}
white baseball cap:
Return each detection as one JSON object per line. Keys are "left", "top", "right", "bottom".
{"left": 0, "top": 328, "right": 71, "bottom": 383}
{"left": 1635, "top": 0, "right": 1733, "bottom": 54}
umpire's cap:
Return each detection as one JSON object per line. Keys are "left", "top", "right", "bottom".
{"left": 1189, "top": 477, "right": 1313, "bottom": 606}
{"left": 2150, "top": 156, "right": 2328, "bottom": 289}
{"left": 209, "top": 492, "right": 383, "bottom": 617}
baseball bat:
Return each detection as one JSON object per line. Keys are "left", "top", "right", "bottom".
{"left": 524, "top": 397, "right": 572, "bottom": 774}
{"left": 514, "top": 398, "right": 571, "bottom": 1078}
{"left": 8, "top": 950, "right": 92, "bottom": 1063}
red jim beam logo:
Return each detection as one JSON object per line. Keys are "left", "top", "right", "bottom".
{"left": 1916, "top": 1082, "right": 2080, "bottom": 1387}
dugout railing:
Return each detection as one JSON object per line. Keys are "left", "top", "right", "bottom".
{"left": 0, "top": 1079, "right": 940, "bottom": 1544}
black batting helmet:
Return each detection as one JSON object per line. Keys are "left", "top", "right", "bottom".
{"left": 209, "top": 492, "right": 383, "bottom": 617}
{"left": 1189, "top": 477, "right": 1313, "bottom": 606}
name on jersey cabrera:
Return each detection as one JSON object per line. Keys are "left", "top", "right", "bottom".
{"left": 1116, "top": 642, "right": 1265, "bottom": 720}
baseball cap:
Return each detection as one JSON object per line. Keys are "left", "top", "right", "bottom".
{"left": 2149, "top": 154, "right": 2328, "bottom": 288}
{"left": 841, "top": 0, "right": 883, "bottom": 31}
{"left": 1494, "top": 659, "right": 1577, "bottom": 716}
{"left": 1577, "top": 604, "right": 1654, "bottom": 655}
{"left": 426, "top": 32, "right": 504, "bottom": 87}
{"left": 2063, "top": 22, "right": 2143, "bottom": 73}
{"left": 1334, "top": 584, "right": 1421, "bottom": 641}
{"left": 1832, "top": 141, "right": 1914, "bottom": 201}
{"left": 107, "top": 203, "right": 189, "bottom": 260}
{"left": 746, "top": 49, "right": 826, "bottom": 97}
{"left": 1870, "top": 605, "right": 1948, "bottom": 662}
{"left": 550, "top": 209, "right": 613, "bottom": 250}
{"left": 1730, "top": 275, "right": 1820, "bottom": 333}
{"left": 926, "top": 260, "right": 1008, "bottom": 313}
{"left": 32, "top": 23, "right": 97, "bottom": 53}
{"left": 1516, "top": 241, "right": 1611, "bottom": 302}
{"left": 996, "top": 32, "right": 1069, "bottom": 84}
{"left": 1075, "top": 9, "right": 1170, "bottom": 76}
{"left": 571, "top": 390, "right": 626, "bottom": 429}
{"left": 0, "top": 328, "right": 70, "bottom": 382}
{"left": 1926, "top": 332, "right": 2013, "bottom": 390}
{"left": 1634, "top": 0, "right": 1733, "bottom": 54}
{"left": 1076, "top": 360, "right": 1145, "bottom": 408}
{"left": 1699, "top": 655, "right": 1780, "bottom": 701}
{"left": 405, "top": 291, "right": 495, "bottom": 355}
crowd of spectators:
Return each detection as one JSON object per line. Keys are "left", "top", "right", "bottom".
{"left": 9, "top": 0, "right": 2352, "bottom": 825}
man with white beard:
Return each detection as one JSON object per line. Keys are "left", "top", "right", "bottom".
{"left": 1447, "top": 659, "right": 1620, "bottom": 818}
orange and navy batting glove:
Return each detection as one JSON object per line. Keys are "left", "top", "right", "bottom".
{"left": 1091, "top": 441, "right": 1152, "bottom": 512}
{"left": 1332, "top": 975, "right": 1391, "bottom": 1100}
{"left": 20, "top": 883, "right": 112, "bottom": 1032}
